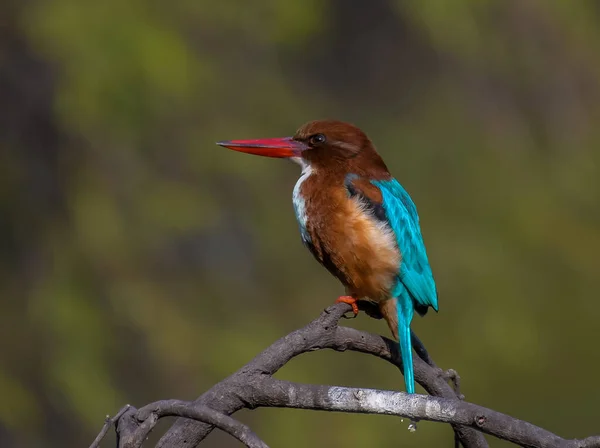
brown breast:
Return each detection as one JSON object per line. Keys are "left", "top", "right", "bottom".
{"left": 301, "top": 170, "right": 400, "bottom": 301}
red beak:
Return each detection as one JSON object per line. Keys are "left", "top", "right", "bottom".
{"left": 216, "top": 137, "right": 308, "bottom": 158}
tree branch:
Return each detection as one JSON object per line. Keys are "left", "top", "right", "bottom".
{"left": 113, "top": 401, "right": 268, "bottom": 448}
{"left": 89, "top": 303, "right": 600, "bottom": 448}
{"left": 89, "top": 405, "right": 131, "bottom": 448}
{"left": 243, "top": 379, "right": 600, "bottom": 448}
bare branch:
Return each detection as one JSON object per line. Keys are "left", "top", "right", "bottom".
{"left": 114, "top": 401, "right": 268, "bottom": 448}
{"left": 243, "top": 379, "right": 596, "bottom": 448}
{"left": 89, "top": 405, "right": 131, "bottom": 448}
{"left": 153, "top": 303, "right": 487, "bottom": 448}
{"left": 94, "top": 303, "right": 600, "bottom": 448}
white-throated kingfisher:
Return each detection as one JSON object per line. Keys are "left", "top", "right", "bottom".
{"left": 217, "top": 120, "right": 439, "bottom": 395}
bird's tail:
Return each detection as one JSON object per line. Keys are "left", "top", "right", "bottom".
{"left": 379, "top": 294, "right": 415, "bottom": 394}
{"left": 397, "top": 294, "right": 415, "bottom": 394}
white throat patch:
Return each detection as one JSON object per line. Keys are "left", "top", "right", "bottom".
{"left": 291, "top": 158, "right": 313, "bottom": 242}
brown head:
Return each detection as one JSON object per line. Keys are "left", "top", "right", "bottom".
{"left": 217, "top": 120, "right": 390, "bottom": 178}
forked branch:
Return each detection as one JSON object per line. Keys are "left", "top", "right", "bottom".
{"left": 89, "top": 303, "right": 600, "bottom": 448}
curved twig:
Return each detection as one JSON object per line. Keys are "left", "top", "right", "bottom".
{"left": 88, "top": 405, "right": 131, "bottom": 448}
{"left": 120, "top": 401, "right": 269, "bottom": 448}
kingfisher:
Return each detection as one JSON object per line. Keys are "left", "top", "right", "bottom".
{"left": 217, "top": 120, "right": 438, "bottom": 395}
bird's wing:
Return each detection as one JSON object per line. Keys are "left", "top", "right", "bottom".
{"left": 345, "top": 175, "right": 438, "bottom": 313}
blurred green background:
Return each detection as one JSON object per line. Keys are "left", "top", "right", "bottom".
{"left": 1, "top": 0, "right": 599, "bottom": 447}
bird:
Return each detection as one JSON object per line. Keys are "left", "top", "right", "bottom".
{"left": 217, "top": 120, "right": 438, "bottom": 395}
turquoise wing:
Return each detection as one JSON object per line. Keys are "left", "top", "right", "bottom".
{"left": 372, "top": 179, "right": 438, "bottom": 313}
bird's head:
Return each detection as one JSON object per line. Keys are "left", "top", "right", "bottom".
{"left": 217, "top": 120, "right": 388, "bottom": 175}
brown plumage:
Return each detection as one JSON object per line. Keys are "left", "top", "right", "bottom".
{"left": 290, "top": 120, "right": 401, "bottom": 337}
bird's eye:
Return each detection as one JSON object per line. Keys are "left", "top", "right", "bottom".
{"left": 309, "top": 133, "right": 326, "bottom": 146}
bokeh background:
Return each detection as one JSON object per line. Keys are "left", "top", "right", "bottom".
{"left": 2, "top": 1, "right": 600, "bottom": 447}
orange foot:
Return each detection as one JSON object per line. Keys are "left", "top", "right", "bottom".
{"left": 335, "top": 296, "right": 359, "bottom": 316}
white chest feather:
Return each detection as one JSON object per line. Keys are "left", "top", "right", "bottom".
{"left": 292, "top": 160, "right": 313, "bottom": 242}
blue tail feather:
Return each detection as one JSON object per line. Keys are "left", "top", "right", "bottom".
{"left": 396, "top": 293, "right": 415, "bottom": 394}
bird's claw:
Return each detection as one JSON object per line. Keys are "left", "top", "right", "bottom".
{"left": 335, "top": 296, "right": 359, "bottom": 317}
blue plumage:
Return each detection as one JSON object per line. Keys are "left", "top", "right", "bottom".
{"left": 372, "top": 179, "right": 438, "bottom": 394}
